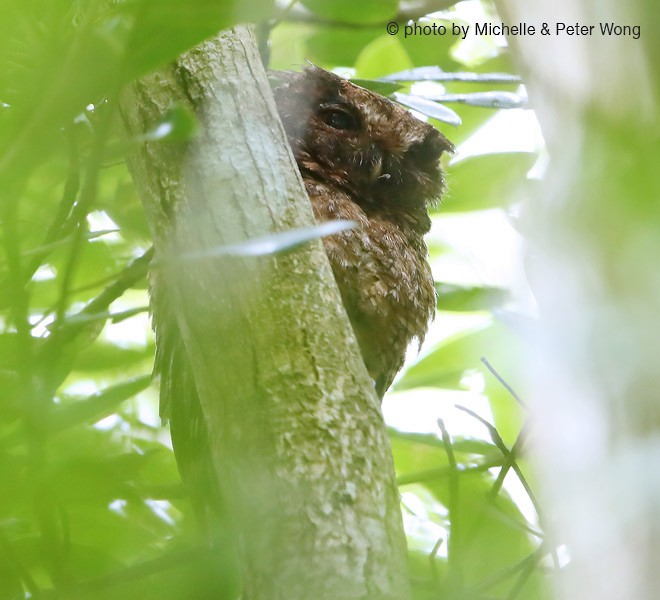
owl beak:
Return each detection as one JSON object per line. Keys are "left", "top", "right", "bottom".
{"left": 370, "top": 156, "right": 391, "bottom": 182}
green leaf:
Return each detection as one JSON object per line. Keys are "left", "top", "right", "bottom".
{"left": 71, "top": 340, "right": 154, "bottom": 373}
{"left": 444, "top": 474, "right": 536, "bottom": 588}
{"left": 392, "top": 431, "right": 500, "bottom": 486}
{"left": 0, "top": 555, "right": 23, "bottom": 600}
{"left": 61, "top": 307, "right": 148, "bottom": 328}
{"left": 393, "top": 92, "right": 461, "bottom": 126}
{"left": 392, "top": 429, "right": 539, "bottom": 592}
{"left": 384, "top": 67, "right": 521, "bottom": 84}
{"left": 398, "top": 21, "right": 460, "bottom": 72}
{"left": 395, "top": 321, "right": 513, "bottom": 392}
{"left": 294, "top": 25, "right": 383, "bottom": 68}
{"left": 49, "top": 375, "right": 152, "bottom": 433}
{"left": 433, "top": 91, "right": 528, "bottom": 109}
{"left": 443, "top": 152, "right": 537, "bottom": 212}
{"left": 435, "top": 283, "right": 510, "bottom": 312}
{"left": 157, "top": 220, "right": 356, "bottom": 264}
{"left": 300, "top": 0, "right": 397, "bottom": 25}
{"left": 0, "top": 0, "right": 274, "bottom": 184}
{"left": 355, "top": 36, "right": 413, "bottom": 79}
{"left": 349, "top": 79, "right": 403, "bottom": 96}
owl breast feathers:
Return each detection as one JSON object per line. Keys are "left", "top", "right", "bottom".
{"left": 273, "top": 67, "right": 453, "bottom": 396}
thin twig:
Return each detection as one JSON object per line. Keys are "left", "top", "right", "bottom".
{"left": 40, "top": 544, "right": 220, "bottom": 599}
{"left": 31, "top": 261, "right": 148, "bottom": 331}
{"left": 455, "top": 405, "right": 542, "bottom": 520}
{"left": 481, "top": 356, "right": 526, "bottom": 408}
{"left": 24, "top": 126, "right": 80, "bottom": 283}
{"left": 437, "top": 419, "right": 463, "bottom": 597}
{"left": 468, "top": 544, "right": 546, "bottom": 596}
{"left": 489, "top": 420, "right": 530, "bottom": 499}
{"left": 396, "top": 458, "right": 501, "bottom": 487}
{"left": 428, "top": 536, "right": 444, "bottom": 584}
{"left": 478, "top": 357, "right": 534, "bottom": 500}
{"left": 506, "top": 547, "right": 544, "bottom": 600}
{"left": 52, "top": 247, "right": 153, "bottom": 345}
{"left": 53, "top": 99, "right": 115, "bottom": 330}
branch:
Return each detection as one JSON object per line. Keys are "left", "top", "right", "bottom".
{"left": 121, "top": 25, "right": 411, "bottom": 600}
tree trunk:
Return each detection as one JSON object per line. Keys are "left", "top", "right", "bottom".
{"left": 120, "top": 26, "right": 411, "bottom": 600}
{"left": 494, "top": 2, "right": 660, "bottom": 598}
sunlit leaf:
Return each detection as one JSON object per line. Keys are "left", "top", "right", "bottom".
{"left": 349, "top": 78, "right": 403, "bottom": 95}
{"left": 158, "top": 220, "right": 356, "bottom": 264}
{"left": 300, "top": 0, "right": 397, "bottom": 24}
{"left": 392, "top": 428, "right": 539, "bottom": 594}
{"left": 49, "top": 375, "right": 152, "bottom": 433}
{"left": 432, "top": 91, "right": 528, "bottom": 110}
{"left": 302, "top": 26, "right": 383, "bottom": 68}
{"left": 384, "top": 66, "right": 522, "bottom": 84}
{"left": 355, "top": 36, "right": 413, "bottom": 79}
{"left": 72, "top": 340, "right": 154, "bottom": 372}
{"left": 16, "top": 230, "right": 120, "bottom": 261}
{"left": 393, "top": 92, "right": 462, "bottom": 126}
{"left": 443, "top": 152, "right": 537, "bottom": 212}
{"left": 0, "top": 0, "right": 273, "bottom": 185}
{"left": 435, "top": 283, "right": 510, "bottom": 312}
{"left": 61, "top": 307, "right": 149, "bottom": 327}
{"left": 395, "top": 322, "right": 498, "bottom": 392}
{"left": 391, "top": 431, "right": 501, "bottom": 486}
{"left": 126, "top": 0, "right": 275, "bottom": 81}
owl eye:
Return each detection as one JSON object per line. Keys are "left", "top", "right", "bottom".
{"left": 318, "top": 106, "right": 359, "bottom": 132}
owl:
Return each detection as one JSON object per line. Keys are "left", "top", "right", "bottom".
{"left": 154, "top": 67, "right": 452, "bottom": 519}
{"left": 273, "top": 67, "right": 453, "bottom": 396}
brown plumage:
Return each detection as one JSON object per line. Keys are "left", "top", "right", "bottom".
{"left": 273, "top": 67, "right": 453, "bottom": 396}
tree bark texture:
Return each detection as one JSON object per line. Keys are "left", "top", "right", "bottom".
{"left": 120, "top": 26, "right": 411, "bottom": 600}
{"left": 494, "top": 2, "right": 660, "bottom": 599}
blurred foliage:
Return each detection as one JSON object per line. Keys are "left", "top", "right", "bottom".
{"left": 0, "top": 0, "right": 548, "bottom": 598}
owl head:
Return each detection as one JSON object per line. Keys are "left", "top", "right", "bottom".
{"left": 272, "top": 66, "right": 453, "bottom": 233}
